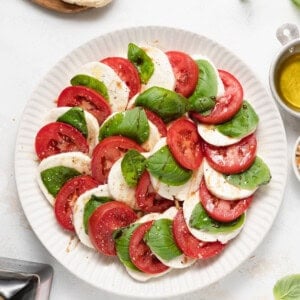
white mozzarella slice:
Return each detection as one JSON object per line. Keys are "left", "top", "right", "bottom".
{"left": 141, "top": 121, "right": 161, "bottom": 152}
{"left": 198, "top": 124, "right": 257, "bottom": 147}
{"left": 135, "top": 212, "right": 161, "bottom": 224}
{"left": 191, "top": 55, "right": 225, "bottom": 97}
{"left": 203, "top": 159, "right": 257, "bottom": 200}
{"left": 141, "top": 46, "right": 176, "bottom": 91}
{"left": 125, "top": 266, "right": 170, "bottom": 282}
{"left": 43, "top": 107, "right": 99, "bottom": 155}
{"left": 183, "top": 193, "right": 245, "bottom": 244}
{"left": 37, "top": 152, "right": 91, "bottom": 206}
{"left": 150, "top": 164, "right": 203, "bottom": 202}
{"left": 75, "top": 61, "right": 130, "bottom": 112}
{"left": 148, "top": 138, "right": 204, "bottom": 201}
{"left": 107, "top": 157, "right": 137, "bottom": 209}
{"left": 73, "top": 184, "right": 111, "bottom": 249}
{"left": 198, "top": 124, "right": 242, "bottom": 147}
{"left": 62, "top": 0, "right": 111, "bottom": 7}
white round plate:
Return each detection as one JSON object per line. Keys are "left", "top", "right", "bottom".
{"left": 15, "top": 26, "right": 287, "bottom": 298}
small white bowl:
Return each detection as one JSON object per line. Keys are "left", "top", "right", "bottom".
{"left": 292, "top": 136, "right": 300, "bottom": 181}
{"left": 269, "top": 23, "right": 300, "bottom": 118}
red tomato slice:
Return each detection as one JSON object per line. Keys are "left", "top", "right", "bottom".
{"left": 129, "top": 221, "right": 169, "bottom": 274}
{"left": 101, "top": 57, "right": 141, "bottom": 99}
{"left": 167, "top": 117, "right": 203, "bottom": 170}
{"left": 166, "top": 51, "right": 198, "bottom": 97}
{"left": 191, "top": 69, "right": 243, "bottom": 124}
{"left": 203, "top": 134, "right": 257, "bottom": 174}
{"left": 144, "top": 109, "right": 167, "bottom": 137}
{"left": 91, "top": 136, "right": 145, "bottom": 184}
{"left": 135, "top": 171, "right": 174, "bottom": 213}
{"left": 88, "top": 201, "right": 137, "bottom": 256}
{"left": 54, "top": 175, "right": 99, "bottom": 231}
{"left": 172, "top": 209, "right": 226, "bottom": 259}
{"left": 35, "top": 122, "right": 89, "bottom": 160}
{"left": 200, "top": 179, "right": 253, "bottom": 222}
{"left": 57, "top": 86, "right": 111, "bottom": 125}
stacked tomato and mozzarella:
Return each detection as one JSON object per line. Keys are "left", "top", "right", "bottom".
{"left": 34, "top": 43, "right": 270, "bottom": 281}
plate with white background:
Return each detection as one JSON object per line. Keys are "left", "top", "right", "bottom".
{"left": 14, "top": 26, "right": 287, "bottom": 298}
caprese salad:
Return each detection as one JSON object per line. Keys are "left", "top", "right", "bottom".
{"left": 34, "top": 42, "right": 271, "bottom": 281}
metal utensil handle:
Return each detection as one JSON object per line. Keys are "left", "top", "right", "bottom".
{"left": 276, "top": 23, "right": 299, "bottom": 45}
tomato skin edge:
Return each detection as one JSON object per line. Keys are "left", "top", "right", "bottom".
{"left": 88, "top": 201, "right": 137, "bottom": 256}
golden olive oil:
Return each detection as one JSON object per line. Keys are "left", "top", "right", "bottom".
{"left": 276, "top": 52, "right": 300, "bottom": 110}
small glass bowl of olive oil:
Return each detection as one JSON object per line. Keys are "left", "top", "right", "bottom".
{"left": 270, "top": 23, "right": 300, "bottom": 118}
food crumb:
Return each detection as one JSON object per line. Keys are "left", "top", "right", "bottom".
{"left": 296, "top": 144, "right": 300, "bottom": 170}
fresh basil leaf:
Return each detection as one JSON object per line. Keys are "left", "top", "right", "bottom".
{"left": 99, "top": 107, "right": 150, "bottom": 144}
{"left": 190, "top": 203, "right": 245, "bottom": 233}
{"left": 135, "top": 86, "right": 187, "bottom": 123}
{"left": 71, "top": 74, "right": 109, "bottom": 101}
{"left": 292, "top": 0, "right": 300, "bottom": 7}
{"left": 224, "top": 157, "right": 271, "bottom": 190}
{"left": 121, "top": 150, "right": 146, "bottom": 187}
{"left": 41, "top": 166, "right": 80, "bottom": 197}
{"left": 57, "top": 107, "right": 88, "bottom": 138}
{"left": 216, "top": 101, "right": 259, "bottom": 138}
{"left": 114, "top": 224, "right": 141, "bottom": 271}
{"left": 83, "top": 195, "right": 112, "bottom": 234}
{"left": 187, "top": 96, "right": 216, "bottom": 113}
{"left": 127, "top": 43, "right": 154, "bottom": 84}
{"left": 144, "top": 219, "right": 182, "bottom": 261}
{"left": 273, "top": 274, "right": 300, "bottom": 300}
{"left": 146, "top": 145, "right": 192, "bottom": 186}
{"left": 188, "top": 59, "right": 218, "bottom": 114}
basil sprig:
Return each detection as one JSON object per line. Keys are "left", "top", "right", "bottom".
{"left": 144, "top": 219, "right": 182, "bottom": 261}
{"left": 71, "top": 74, "right": 109, "bottom": 101}
{"left": 127, "top": 43, "right": 154, "bottom": 84}
{"left": 41, "top": 166, "right": 80, "bottom": 197}
{"left": 216, "top": 101, "right": 259, "bottom": 138}
{"left": 224, "top": 157, "right": 271, "bottom": 190}
{"left": 190, "top": 203, "right": 245, "bottom": 233}
{"left": 99, "top": 107, "right": 150, "bottom": 144}
{"left": 147, "top": 145, "right": 192, "bottom": 186}
{"left": 135, "top": 86, "right": 187, "bottom": 123}
{"left": 121, "top": 150, "right": 146, "bottom": 187}
{"left": 57, "top": 107, "right": 88, "bottom": 138}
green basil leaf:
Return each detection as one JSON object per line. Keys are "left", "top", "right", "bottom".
{"left": 292, "top": 0, "right": 300, "bottom": 7}
{"left": 135, "top": 86, "right": 187, "bottom": 123}
{"left": 127, "top": 43, "right": 154, "bottom": 84}
{"left": 224, "top": 157, "right": 271, "bottom": 190}
{"left": 71, "top": 74, "right": 109, "bottom": 101}
{"left": 216, "top": 101, "right": 259, "bottom": 138}
{"left": 57, "top": 107, "right": 88, "bottom": 138}
{"left": 188, "top": 59, "right": 218, "bottom": 114}
{"left": 189, "top": 203, "right": 245, "bottom": 233}
{"left": 273, "top": 274, "right": 300, "bottom": 300}
{"left": 144, "top": 219, "right": 182, "bottom": 261}
{"left": 99, "top": 107, "right": 150, "bottom": 144}
{"left": 187, "top": 96, "right": 216, "bottom": 113}
{"left": 83, "top": 195, "right": 112, "bottom": 234}
{"left": 41, "top": 166, "right": 80, "bottom": 197}
{"left": 114, "top": 224, "right": 141, "bottom": 271}
{"left": 121, "top": 150, "right": 146, "bottom": 187}
{"left": 146, "top": 145, "right": 192, "bottom": 186}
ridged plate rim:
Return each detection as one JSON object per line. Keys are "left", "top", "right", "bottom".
{"left": 14, "top": 26, "right": 287, "bottom": 299}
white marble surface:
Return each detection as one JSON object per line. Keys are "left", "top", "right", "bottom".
{"left": 1, "top": 0, "right": 300, "bottom": 299}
